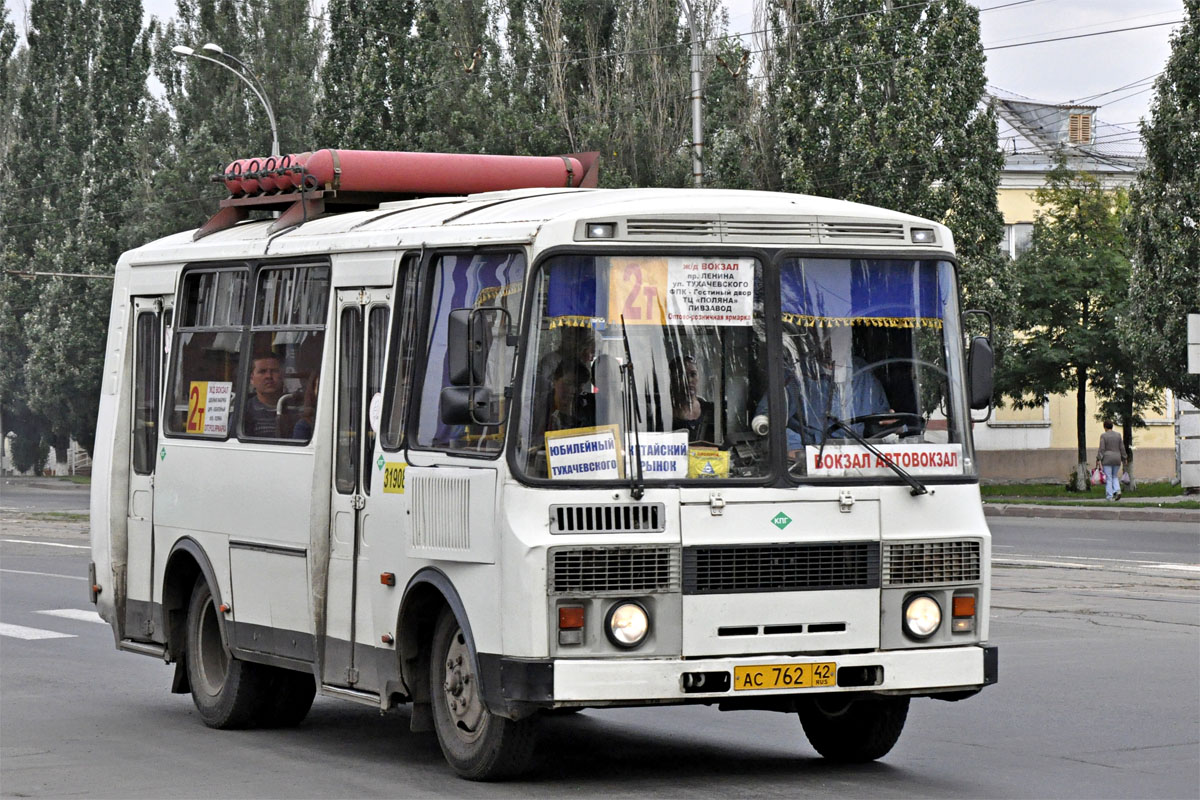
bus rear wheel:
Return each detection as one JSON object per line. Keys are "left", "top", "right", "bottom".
{"left": 185, "top": 576, "right": 267, "bottom": 729}
{"left": 797, "top": 695, "right": 909, "bottom": 762}
{"left": 429, "top": 609, "right": 538, "bottom": 780}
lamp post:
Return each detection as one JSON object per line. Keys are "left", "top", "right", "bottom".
{"left": 171, "top": 43, "right": 279, "bottom": 157}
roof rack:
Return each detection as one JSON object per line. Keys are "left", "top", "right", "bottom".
{"left": 196, "top": 149, "right": 600, "bottom": 240}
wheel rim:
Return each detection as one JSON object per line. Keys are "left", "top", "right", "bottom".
{"left": 195, "top": 595, "right": 229, "bottom": 696}
{"left": 440, "top": 626, "right": 486, "bottom": 743}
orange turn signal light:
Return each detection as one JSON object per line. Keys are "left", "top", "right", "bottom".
{"left": 380, "top": 572, "right": 396, "bottom": 587}
{"left": 558, "top": 606, "right": 585, "bottom": 630}
{"left": 952, "top": 596, "right": 976, "bottom": 617}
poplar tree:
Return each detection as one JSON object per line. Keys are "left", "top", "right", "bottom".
{"left": 768, "top": 0, "right": 1010, "bottom": 337}
{"left": 154, "top": 0, "right": 322, "bottom": 233}
{"left": 1125, "top": 0, "right": 1200, "bottom": 405}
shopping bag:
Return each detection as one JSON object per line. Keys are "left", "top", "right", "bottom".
{"left": 1120, "top": 472, "right": 1131, "bottom": 486}
{"left": 1090, "top": 467, "right": 1104, "bottom": 485}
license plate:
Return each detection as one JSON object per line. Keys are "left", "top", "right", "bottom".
{"left": 733, "top": 662, "right": 836, "bottom": 691}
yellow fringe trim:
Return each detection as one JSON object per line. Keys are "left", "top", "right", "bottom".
{"left": 475, "top": 281, "right": 524, "bottom": 307}
{"left": 549, "top": 315, "right": 602, "bottom": 330}
{"left": 782, "top": 313, "right": 943, "bottom": 330}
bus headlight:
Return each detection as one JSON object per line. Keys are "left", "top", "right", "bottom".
{"left": 903, "top": 594, "right": 942, "bottom": 639}
{"left": 605, "top": 601, "right": 649, "bottom": 648}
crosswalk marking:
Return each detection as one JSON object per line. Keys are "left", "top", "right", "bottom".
{"left": 36, "top": 609, "right": 105, "bottom": 624}
{"left": 0, "top": 622, "right": 76, "bottom": 640}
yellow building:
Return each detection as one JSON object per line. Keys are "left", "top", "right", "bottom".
{"left": 975, "top": 91, "right": 1177, "bottom": 482}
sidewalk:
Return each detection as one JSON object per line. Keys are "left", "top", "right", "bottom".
{"left": 984, "top": 495, "right": 1198, "bottom": 524}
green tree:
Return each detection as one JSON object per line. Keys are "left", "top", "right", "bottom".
{"left": 1125, "top": 0, "right": 1200, "bottom": 405}
{"left": 1004, "top": 163, "right": 1135, "bottom": 490}
{"left": 153, "top": 0, "right": 323, "bottom": 234}
{"left": 768, "top": 0, "right": 1011, "bottom": 349}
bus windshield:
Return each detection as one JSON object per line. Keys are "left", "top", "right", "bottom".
{"left": 512, "top": 254, "right": 974, "bottom": 483}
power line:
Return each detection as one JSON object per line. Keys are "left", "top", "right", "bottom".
{"left": 985, "top": 19, "right": 1182, "bottom": 51}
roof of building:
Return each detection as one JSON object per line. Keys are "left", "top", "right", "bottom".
{"left": 988, "top": 87, "right": 1145, "bottom": 180}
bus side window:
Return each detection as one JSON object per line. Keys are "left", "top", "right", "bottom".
{"left": 381, "top": 256, "right": 421, "bottom": 450}
{"left": 415, "top": 251, "right": 525, "bottom": 454}
{"left": 165, "top": 268, "right": 248, "bottom": 438}
{"left": 240, "top": 264, "right": 331, "bottom": 442}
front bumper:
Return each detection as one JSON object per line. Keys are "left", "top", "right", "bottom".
{"left": 480, "top": 644, "right": 997, "bottom": 715}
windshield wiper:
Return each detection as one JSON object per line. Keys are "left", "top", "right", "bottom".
{"left": 824, "top": 415, "right": 930, "bottom": 497}
{"left": 619, "top": 315, "right": 645, "bottom": 500}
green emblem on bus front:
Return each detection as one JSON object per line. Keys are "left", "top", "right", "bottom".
{"left": 771, "top": 512, "right": 792, "bottom": 530}
{"left": 377, "top": 454, "right": 385, "bottom": 470}
{"left": 159, "top": 446, "right": 166, "bottom": 462}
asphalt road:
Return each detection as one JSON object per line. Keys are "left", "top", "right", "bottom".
{"left": 1, "top": 511, "right": 1196, "bottom": 798}
{"left": 1, "top": 477, "right": 90, "bottom": 513}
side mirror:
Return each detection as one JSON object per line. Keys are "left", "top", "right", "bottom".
{"left": 447, "top": 308, "right": 491, "bottom": 387}
{"left": 440, "top": 386, "right": 497, "bottom": 426}
{"left": 967, "top": 336, "right": 994, "bottom": 411}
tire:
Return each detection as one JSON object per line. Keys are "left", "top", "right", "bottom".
{"left": 797, "top": 695, "right": 909, "bottom": 762}
{"left": 429, "top": 609, "right": 539, "bottom": 780}
{"left": 185, "top": 576, "right": 268, "bottom": 729}
{"left": 257, "top": 666, "right": 316, "bottom": 728}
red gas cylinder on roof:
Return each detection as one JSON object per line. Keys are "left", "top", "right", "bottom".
{"left": 301, "top": 150, "right": 590, "bottom": 194}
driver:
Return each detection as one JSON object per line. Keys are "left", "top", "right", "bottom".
{"left": 758, "top": 331, "right": 893, "bottom": 458}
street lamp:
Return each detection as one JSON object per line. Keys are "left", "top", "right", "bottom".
{"left": 171, "top": 43, "right": 279, "bottom": 157}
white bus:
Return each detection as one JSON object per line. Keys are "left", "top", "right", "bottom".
{"left": 91, "top": 150, "right": 997, "bottom": 780}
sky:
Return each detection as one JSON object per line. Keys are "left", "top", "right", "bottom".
{"left": 3, "top": 0, "right": 1185, "bottom": 128}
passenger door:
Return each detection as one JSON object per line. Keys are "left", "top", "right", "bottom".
{"left": 324, "top": 288, "right": 391, "bottom": 691}
{"left": 125, "top": 297, "right": 170, "bottom": 640}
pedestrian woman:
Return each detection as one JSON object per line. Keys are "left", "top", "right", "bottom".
{"left": 1095, "top": 420, "right": 1128, "bottom": 501}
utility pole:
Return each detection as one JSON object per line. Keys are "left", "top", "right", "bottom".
{"left": 684, "top": 0, "right": 704, "bottom": 187}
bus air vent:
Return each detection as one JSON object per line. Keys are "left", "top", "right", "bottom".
{"left": 682, "top": 542, "right": 880, "bottom": 594}
{"left": 626, "top": 218, "right": 720, "bottom": 239}
{"left": 549, "top": 503, "right": 666, "bottom": 534}
{"left": 882, "top": 540, "right": 981, "bottom": 586}
{"left": 549, "top": 546, "right": 680, "bottom": 595}
{"left": 721, "top": 218, "right": 817, "bottom": 241}
{"left": 817, "top": 221, "right": 906, "bottom": 241}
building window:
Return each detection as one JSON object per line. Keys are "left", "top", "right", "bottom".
{"left": 1001, "top": 223, "right": 1035, "bottom": 259}
{"left": 1068, "top": 113, "right": 1092, "bottom": 144}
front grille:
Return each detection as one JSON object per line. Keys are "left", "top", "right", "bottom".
{"left": 550, "top": 546, "right": 680, "bottom": 595}
{"left": 550, "top": 503, "right": 666, "bottom": 534}
{"left": 683, "top": 542, "right": 880, "bottom": 594}
{"left": 883, "top": 540, "right": 981, "bottom": 586}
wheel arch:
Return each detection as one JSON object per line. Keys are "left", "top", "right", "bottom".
{"left": 396, "top": 568, "right": 476, "bottom": 704}
{"left": 162, "top": 537, "right": 226, "bottom": 662}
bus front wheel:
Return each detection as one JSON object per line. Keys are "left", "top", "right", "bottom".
{"left": 429, "top": 608, "right": 538, "bottom": 780}
{"left": 797, "top": 695, "right": 909, "bottom": 762}
{"left": 185, "top": 576, "right": 266, "bottom": 729}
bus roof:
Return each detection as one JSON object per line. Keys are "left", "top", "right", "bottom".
{"left": 120, "top": 187, "right": 954, "bottom": 267}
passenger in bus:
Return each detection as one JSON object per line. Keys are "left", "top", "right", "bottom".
{"left": 243, "top": 352, "right": 288, "bottom": 438}
{"left": 669, "top": 355, "right": 714, "bottom": 443}
{"left": 547, "top": 360, "right": 595, "bottom": 431}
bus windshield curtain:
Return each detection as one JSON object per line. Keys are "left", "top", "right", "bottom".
{"left": 547, "top": 256, "right": 599, "bottom": 329}
{"left": 781, "top": 259, "right": 945, "bottom": 329}
{"left": 427, "top": 252, "right": 524, "bottom": 444}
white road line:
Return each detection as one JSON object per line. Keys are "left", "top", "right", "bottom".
{"left": 0, "top": 538, "right": 89, "bottom": 550}
{"left": 0, "top": 568, "right": 87, "bottom": 581}
{"left": 0, "top": 622, "right": 76, "bottom": 641}
{"left": 36, "top": 609, "right": 105, "bottom": 624}
{"left": 1069, "top": 537, "right": 1105, "bottom": 542}
{"left": 995, "top": 556, "right": 1199, "bottom": 572}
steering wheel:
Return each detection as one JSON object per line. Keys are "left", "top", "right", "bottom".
{"left": 842, "top": 411, "right": 925, "bottom": 440}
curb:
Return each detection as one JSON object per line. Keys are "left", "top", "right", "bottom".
{"left": 983, "top": 503, "right": 1199, "bottom": 524}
